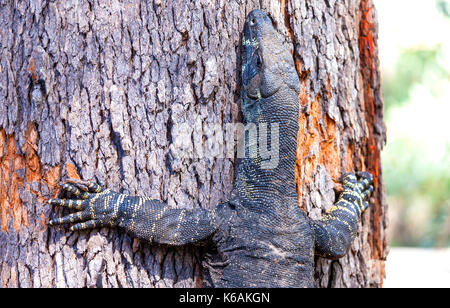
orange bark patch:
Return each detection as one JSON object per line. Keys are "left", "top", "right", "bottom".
{"left": 359, "top": 0, "right": 384, "bottom": 263}
{"left": 0, "top": 130, "right": 5, "bottom": 156}
{"left": 66, "top": 162, "right": 81, "bottom": 180}
{"left": 345, "top": 144, "right": 354, "bottom": 173}
{"left": 44, "top": 166, "right": 61, "bottom": 197}
{"left": 27, "top": 58, "right": 37, "bottom": 82}
{"left": 325, "top": 75, "right": 332, "bottom": 99}
{"left": 295, "top": 91, "right": 341, "bottom": 209}
{"left": 0, "top": 124, "right": 61, "bottom": 232}
{"left": 319, "top": 112, "right": 340, "bottom": 182}
{"left": 23, "top": 123, "right": 42, "bottom": 183}
{"left": 1, "top": 130, "right": 26, "bottom": 232}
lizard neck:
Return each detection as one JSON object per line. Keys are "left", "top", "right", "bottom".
{"left": 231, "top": 87, "right": 299, "bottom": 212}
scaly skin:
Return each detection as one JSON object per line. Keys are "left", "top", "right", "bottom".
{"left": 49, "top": 10, "right": 373, "bottom": 288}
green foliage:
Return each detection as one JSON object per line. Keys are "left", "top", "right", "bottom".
{"left": 383, "top": 138, "right": 450, "bottom": 247}
{"left": 383, "top": 138, "right": 450, "bottom": 200}
{"left": 382, "top": 44, "right": 450, "bottom": 247}
{"left": 382, "top": 47, "right": 447, "bottom": 111}
{"left": 437, "top": 0, "right": 450, "bottom": 18}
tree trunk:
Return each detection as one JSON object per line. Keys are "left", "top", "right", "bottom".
{"left": 0, "top": 0, "right": 387, "bottom": 288}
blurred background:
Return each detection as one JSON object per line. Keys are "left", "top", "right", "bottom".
{"left": 374, "top": 0, "right": 450, "bottom": 287}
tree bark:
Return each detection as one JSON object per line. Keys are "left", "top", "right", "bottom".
{"left": 0, "top": 0, "right": 387, "bottom": 288}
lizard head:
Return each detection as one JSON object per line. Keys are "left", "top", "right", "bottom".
{"left": 241, "top": 10, "right": 299, "bottom": 117}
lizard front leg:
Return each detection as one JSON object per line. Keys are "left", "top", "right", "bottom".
{"left": 312, "top": 172, "right": 373, "bottom": 259}
{"left": 48, "top": 179, "right": 218, "bottom": 245}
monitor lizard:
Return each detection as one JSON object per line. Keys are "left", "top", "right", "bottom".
{"left": 48, "top": 9, "right": 373, "bottom": 288}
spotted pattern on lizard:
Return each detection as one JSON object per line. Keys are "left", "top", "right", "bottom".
{"left": 48, "top": 10, "right": 373, "bottom": 288}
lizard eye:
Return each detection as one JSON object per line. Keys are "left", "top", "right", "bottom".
{"left": 250, "top": 18, "right": 255, "bottom": 25}
{"left": 256, "top": 54, "right": 262, "bottom": 68}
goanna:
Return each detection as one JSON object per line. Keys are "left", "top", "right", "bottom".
{"left": 49, "top": 10, "right": 373, "bottom": 288}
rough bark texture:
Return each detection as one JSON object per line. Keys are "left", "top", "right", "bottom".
{"left": 0, "top": 0, "right": 387, "bottom": 288}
